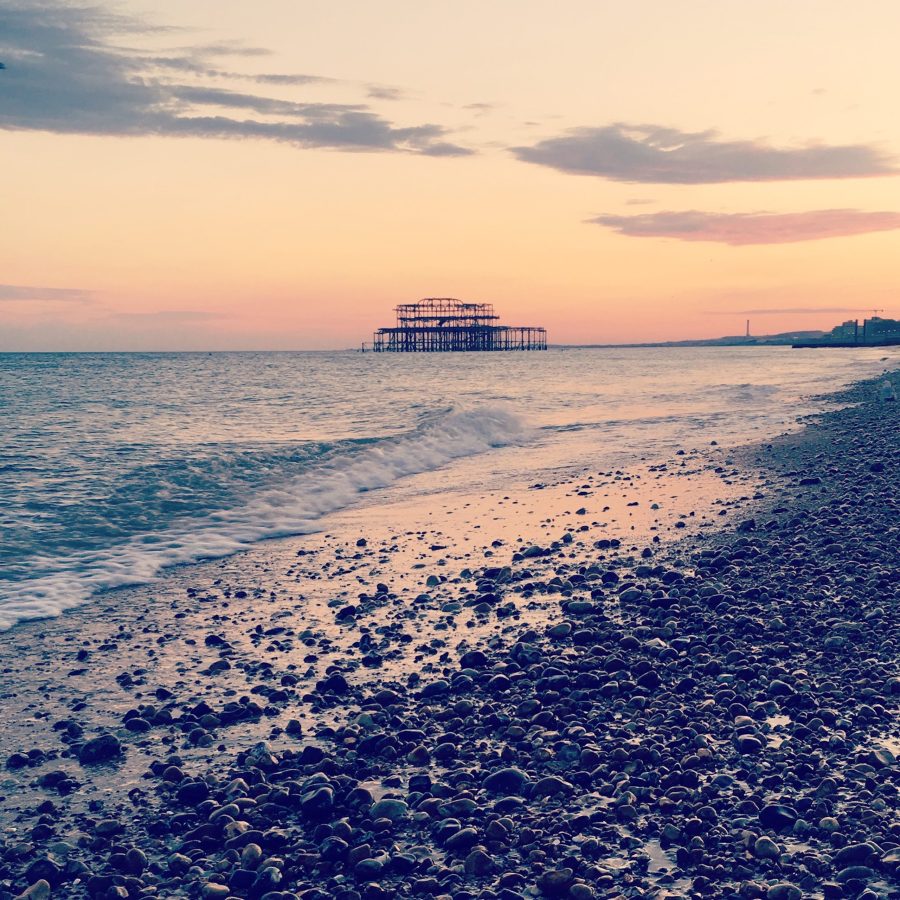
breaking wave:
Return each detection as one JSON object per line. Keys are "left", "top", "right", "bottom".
{"left": 0, "top": 405, "right": 527, "bottom": 630}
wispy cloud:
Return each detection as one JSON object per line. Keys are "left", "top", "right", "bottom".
{"left": 367, "top": 85, "right": 406, "bottom": 102}
{"left": 253, "top": 72, "right": 332, "bottom": 86}
{"left": 0, "top": 283, "right": 93, "bottom": 302}
{"left": 513, "top": 124, "right": 896, "bottom": 183}
{"left": 707, "top": 307, "right": 887, "bottom": 315}
{"left": 591, "top": 209, "right": 900, "bottom": 245}
{"left": 0, "top": 2, "right": 472, "bottom": 156}
{"left": 145, "top": 57, "right": 332, "bottom": 88}
{"left": 463, "top": 102, "right": 497, "bottom": 117}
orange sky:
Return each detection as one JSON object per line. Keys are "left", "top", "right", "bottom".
{"left": 2, "top": 0, "right": 900, "bottom": 349}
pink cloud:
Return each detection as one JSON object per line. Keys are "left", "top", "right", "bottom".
{"left": 591, "top": 208, "right": 900, "bottom": 245}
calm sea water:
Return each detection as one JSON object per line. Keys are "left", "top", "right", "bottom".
{"left": 0, "top": 347, "right": 895, "bottom": 629}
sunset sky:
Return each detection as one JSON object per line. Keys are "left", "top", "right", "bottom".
{"left": 3, "top": 0, "right": 900, "bottom": 349}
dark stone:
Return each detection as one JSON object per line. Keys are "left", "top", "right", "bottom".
{"left": 124, "top": 717, "right": 151, "bottom": 733}
{"left": 483, "top": 767, "right": 528, "bottom": 795}
{"left": 759, "top": 804, "right": 798, "bottom": 831}
{"left": 176, "top": 780, "right": 210, "bottom": 805}
{"left": 78, "top": 734, "right": 122, "bottom": 765}
{"left": 5, "top": 752, "right": 29, "bottom": 769}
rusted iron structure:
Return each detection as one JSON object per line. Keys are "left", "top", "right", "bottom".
{"left": 369, "top": 298, "right": 547, "bottom": 352}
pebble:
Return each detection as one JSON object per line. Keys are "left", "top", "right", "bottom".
{"left": 483, "top": 767, "right": 528, "bottom": 794}
{"left": 753, "top": 836, "right": 780, "bottom": 859}
{"left": 369, "top": 798, "right": 408, "bottom": 821}
{"left": 14, "top": 881, "right": 51, "bottom": 900}
{"left": 77, "top": 733, "right": 121, "bottom": 764}
{"left": 766, "top": 885, "right": 801, "bottom": 900}
{"left": 1, "top": 371, "right": 898, "bottom": 900}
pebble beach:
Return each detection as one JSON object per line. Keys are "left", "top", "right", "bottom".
{"left": 1, "top": 369, "right": 898, "bottom": 900}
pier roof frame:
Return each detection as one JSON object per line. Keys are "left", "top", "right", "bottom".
{"left": 370, "top": 297, "right": 547, "bottom": 352}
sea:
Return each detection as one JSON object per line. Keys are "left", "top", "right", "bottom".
{"left": 1, "top": 347, "right": 896, "bottom": 630}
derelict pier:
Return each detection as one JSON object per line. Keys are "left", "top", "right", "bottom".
{"left": 368, "top": 298, "right": 547, "bottom": 352}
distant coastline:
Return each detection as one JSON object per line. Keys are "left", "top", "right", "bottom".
{"left": 557, "top": 331, "right": 823, "bottom": 349}
{"left": 558, "top": 336, "right": 811, "bottom": 349}
{"left": 560, "top": 337, "right": 900, "bottom": 349}
{"left": 563, "top": 312, "right": 900, "bottom": 349}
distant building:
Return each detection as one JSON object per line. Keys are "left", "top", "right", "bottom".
{"left": 818, "top": 315, "right": 900, "bottom": 345}
{"left": 863, "top": 316, "right": 900, "bottom": 341}
{"left": 830, "top": 319, "right": 859, "bottom": 340}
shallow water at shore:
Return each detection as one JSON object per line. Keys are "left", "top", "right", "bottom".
{"left": 0, "top": 439, "right": 751, "bottom": 781}
{"left": 2, "top": 346, "right": 897, "bottom": 629}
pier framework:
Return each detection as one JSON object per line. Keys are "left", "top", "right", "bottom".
{"left": 369, "top": 298, "right": 547, "bottom": 352}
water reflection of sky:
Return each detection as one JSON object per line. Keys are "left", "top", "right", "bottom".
{"left": 0, "top": 346, "right": 895, "bottom": 593}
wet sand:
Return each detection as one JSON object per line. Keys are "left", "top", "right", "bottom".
{"left": 1, "top": 372, "right": 897, "bottom": 900}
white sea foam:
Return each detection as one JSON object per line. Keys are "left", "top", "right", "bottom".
{"left": 0, "top": 405, "right": 527, "bottom": 630}
{"left": 4, "top": 347, "right": 897, "bottom": 631}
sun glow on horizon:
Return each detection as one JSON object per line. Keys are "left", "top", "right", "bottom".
{"left": 2, "top": 0, "right": 900, "bottom": 350}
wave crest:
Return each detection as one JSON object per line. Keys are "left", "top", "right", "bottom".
{"left": 0, "top": 405, "right": 527, "bottom": 630}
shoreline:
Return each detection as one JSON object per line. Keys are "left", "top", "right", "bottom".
{"left": 1, "top": 368, "right": 898, "bottom": 900}
{"left": 4, "top": 345, "right": 896, "bottom": 634}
